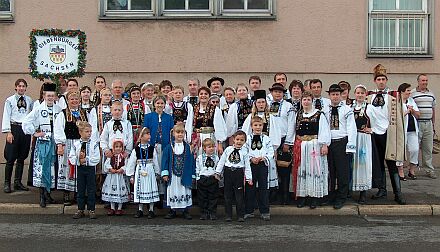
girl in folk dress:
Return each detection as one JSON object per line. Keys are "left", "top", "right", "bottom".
{"left": 54, "top": 90, "right": 89, "bottom": 205}
{"left": 89, "top": 87, "right": 113, "bottom": 200}
{"left": 102, "top": 139, "right": 129, "bottom": 216}
{"left": 127, "top": 86, "right": 151, "bottom": 145}
{"left": 292, "top": 91, "right": 331, "bottom": 209}
{"left": 351, "top": 85, "right": 374, "bottom": 204}
{"left": 226, "top": 83, "right": 253, "bottom": 137}
{"left": 191, "top": 87, "right": 227, "bottom": 156}
{"left": 126, "top": 128, "right": 160, "bottom": 219}
{"left": 162, "top": 124, "right": 196, "bottom": 220}
{"left": 22, "top": 83, "right": 61, "bottom": 208}
{"left": 80, "top": 85, "right": 94, "bottom": 113}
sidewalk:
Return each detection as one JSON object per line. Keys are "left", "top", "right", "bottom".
{"left": 1, "top": 165, "right": 440, "bottom": 216}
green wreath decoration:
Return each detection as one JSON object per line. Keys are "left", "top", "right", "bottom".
{"left": 28, "top": 29, "right": 87, "bottom": 81}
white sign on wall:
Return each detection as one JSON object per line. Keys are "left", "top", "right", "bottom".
{"left": 34, "top": 35, "right": 80, "bottom": 74}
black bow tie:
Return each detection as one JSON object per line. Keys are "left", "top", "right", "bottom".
{"left": 331, "top": 106, "right": 340, "bottom": 115}
{"left": 205, "top": 156, "right": 215, "bottom": 168}
{"left": 372, "top": 93, "right": 385, "bottom": 107}
{"left": 17, "top": 96, "right": 26, "bottom": 109}
{"left": 228, "top": 148, "right": 241, "bottom": 164}
{"left": 251, "top": 135, "right": 263, "bottom": 150}
{"left": 315, "top": 99, "right": 322, "bottom": 110}
{"left": 81, "top": 142, "right": 87, "bottom": 153}
{"left": 270, "top": 101, "right": 280, "bottom": 113}
{"left": 113, "top": 120, "right": 123, "bottom": 132}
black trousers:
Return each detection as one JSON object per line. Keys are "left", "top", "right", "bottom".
{"left": 245, "top": 162, "right": 269, "bottom": 214}
{"left": 223, "top": 168, "right": 245, "bottom": 218}
{"left": 4, "top": 124, "right": 31, "bottom": 182}
{"left": 197, "top": 175, "right": 219, "bottom": 214}
{"left": 276, "top": 137, "right": 292, "bottom": 202}
{"left": 76, "top": 165, "right": 96, "bottom": 211}
{"left": 328, "top": 138, "right": 349, "bottom": 204}
{"left": 372, "top": 132, "right": 398, "bottom": 190}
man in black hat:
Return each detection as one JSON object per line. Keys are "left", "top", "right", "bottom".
{"left": 2, "top": 79, "right": 33, "bottom": 193}
{"left": 207, "top": 77, "right": 226, "bottom": 109}
{"left": 323, "top": 84, "right": 357, "bottom": 209}
{"left": 267, "top": 83, "right": 295, "bottom": 205}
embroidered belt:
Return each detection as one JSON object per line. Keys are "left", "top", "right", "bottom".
{"left": 194, "top": 127, "right": 214, "bottom": 134}
{"left": 10, "top": 122, "right": 22, "bottom": 126}
{"left": 296, "top": 135, "right": 317, "bottom": 141}
{"left": 225, "top": 166, "right": 244, "bottom": 171}
{"left": 136, "top": 160, "right": 153, "bottom": 165}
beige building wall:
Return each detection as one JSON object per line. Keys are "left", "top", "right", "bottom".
{"left": 1, "top": 0, "right": 439, "bottom": 163}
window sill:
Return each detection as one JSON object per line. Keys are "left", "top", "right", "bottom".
{"left": 98, "top": 14, "right": 276, "bottom": 21}
{"left": 0, "top": 14, "right": 14, "bottom": 23}
{"left": 366, "top": 54, "right": 433, "bottom": 59}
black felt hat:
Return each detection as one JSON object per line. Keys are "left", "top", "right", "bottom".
{"left": 269, "top": 83, "right": 286, "bottom": 92}
{"left": 326, "top": 84, "right": 344, "bottom": 93}
{"left": 207, "top": 77, "right": 225, "bottom": 88}
{"left": 254, "top": 90, "right": 266, "bottom": 100}
{"left": 43, "top": 82, "right": 56, "bottom": 92}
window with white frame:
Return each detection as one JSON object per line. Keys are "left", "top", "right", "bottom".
{"left": 0, "top": 0, "right": 13, "bottom": 21}
{"left": 368, "top": 0, "right": 430, "bottom": 56}
{"left": 100, "top": 0, "right": 275, "bottom": 19}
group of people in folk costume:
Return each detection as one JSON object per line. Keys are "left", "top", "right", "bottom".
{"left": 2, "top": 63, "right": 436, "bottom": 221}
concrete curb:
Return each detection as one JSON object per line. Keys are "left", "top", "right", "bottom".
{"left": 3, "top": 203, "right": 440, "bottom": 216}
{"left": 358, "top": 205, "right": 433, "bottom": 216}
{"left": 0, "top": 203, "right": 64, "bottom": 215}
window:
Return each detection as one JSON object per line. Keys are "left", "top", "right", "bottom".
{"left": 221, "top": 0, "right": 273, "bottom": 17}
{"left": 103, "top": 0, "right": 154, "bottom": 18}
{"left": 100, "top": 0, "right": 275, "bottom": 19}
{"left": 0, "top": 0, "right": 13, "bottom": 21}
{"left": 368, "top": 0, "right": 431, "bottom": 56}
{"left": 161, "top": 0, "right": 212, "bottom": 17}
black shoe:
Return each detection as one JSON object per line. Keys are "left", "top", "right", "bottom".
{"left": 147, "top": 211, "right": 155, "bottom": 219}
{"left": 183, "top": 211, "right": 192, "bottom": 220}
{"left": 164, "top": 210, "right": 176, "bottom": 219}
{"left": 309, "top": 198, "right": 317, "bottom": 209}
{"left": 394, "top": 194, "right": 407, "bottom": 205}
{"left": 134, "top": 210, "right": 143, "bottom": 218}
{"left": 333, "top": 202, "right": 344, "bottom": 209}
{"left": 3, "top": 183, "right": 11, "bottom": 193}
{"left": 63, "top": 192, "right": 72, "bottom": 206}
{"left": 371, "top": 189, "right": 387, "bottom": 199}
{"left": 210, "top": 213, "right": 217, "bottom": 220}
{"left": 39, "top": 188, "right": 46, "bottom": 208}
{"left": 13, "top": 181, "right": 29, "bottom": 191}
{"left": 200, "top": 212, "right": 208, "bottom": 220}
{"left": 297, "top": 197, "right": 306, "bottom": 208}
{"left": 358, "top": 191, "right": 367, "bottom": 205}
{"left": 407, "top": 172, "right": 417, "bottom": 180}
{"left": 45, "top": 191, "right": 56, "bottom": 204}
{"left": 225, "top": 217, "right": 232, "bottom": 222}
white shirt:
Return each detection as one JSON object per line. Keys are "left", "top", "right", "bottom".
{"left": 368, "top": 89, "right": 390, "bottom": 135}
{"left": 2, "top": 94, "right": 33, "bottom": 133}
{"left": 322, "top": 102, "right": 357, "bottom": 153}
{"left": 21, "top": 101, "right": 62, "bottom": 140}
{"left": 68, "top": 139, "right": 101, "bottom": 167}
{"left": 215, "top": 146, "right": 252, "bottom": 181}
{"left": 294, "top": 109, "right": 332, "bottom": 146}
{"left": 245, "top": 134, "right": 275, "bottom": 165}
{"left": 196, "top": 153, "right": 219, "bottom": 180}
{"left": 100, "top": 118, "right": 133, "bottom": 154}
{"left": 125, "top": 144, "right": 160, "bottom": 177}
{"left": 265, "top": 99, "right": 296, "bottom": 145}
{"left": 403, "top": 98, "right": 420, "bottom": 134}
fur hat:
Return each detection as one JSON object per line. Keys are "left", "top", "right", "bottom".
{"left": 373, "top": 64, "right": 387, "bottom": 80}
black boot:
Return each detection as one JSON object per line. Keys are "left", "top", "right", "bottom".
{"left": 4, "top": 162, "right": 13, "bottom": 193}
{"left": 390, "top": 173, "right": 406, "bottom": 205}
{"left": 297, "top": 197, "right": 306, "bottom": 208}
{"left": 358, "top": 191, "right": 367, "bottom": 204}
{"left": 372, "top": 170, "right": 387, "bottom": 199}
{"left": 45, "top": 191, "right": 55, "bottom": 204}
{"left": 309, "top": 197, "right": 317, "bottom": 209}
{"left": 39, "top": 188, "right": 46, "bottom": 208}
{"left": 63, "top": 192, "right": 72, "bottom": 206}
{"left": 14, "top": 162, "right": 29, "bottom": 191}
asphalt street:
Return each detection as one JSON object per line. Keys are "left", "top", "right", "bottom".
{"left": 0, "top": 215, "right": 439, "bottom": 251}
